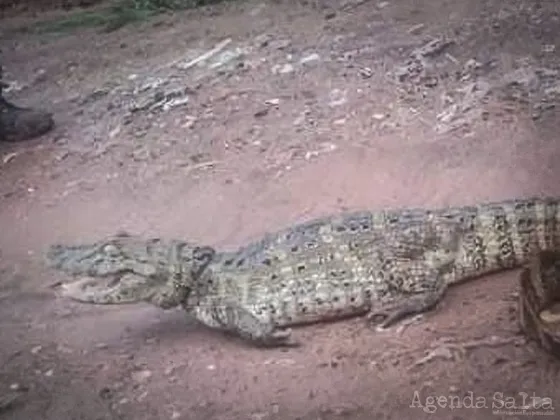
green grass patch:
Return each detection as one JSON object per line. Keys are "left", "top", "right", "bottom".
{"left": 28, "top": 0, "right": 228, "bottom": 34}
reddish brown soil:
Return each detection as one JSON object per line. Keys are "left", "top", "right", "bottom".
{"left": 1, "top": 0, "right": 560, "bottom": 419}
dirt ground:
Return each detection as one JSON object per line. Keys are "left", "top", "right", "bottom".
{"left": 1, "top": 0, "right": 560, "bottom": 418}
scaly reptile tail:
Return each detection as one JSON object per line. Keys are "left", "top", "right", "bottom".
{"left": 438, "top": 197, "right": 560, "bottom": 283}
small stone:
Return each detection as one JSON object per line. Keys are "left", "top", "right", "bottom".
{"left": 31, "top": 345, "right": 42, "bottom": 354}
{"left": 9, "top": 383, "right": 20, "bottom": 391}
{"left": 407, "top": 23, "right": 425, "bottom": 34}
{"left": 95, "top": 343, "right": 109, "bottom": 349}
{"left": 300, "top": 53, "right": 320, "bottom": 64}
{"left": 449, "top": 385, "right": 459, "bottom": 393}
{"left": 182, "top": 116, "right": 197, "bottom": 129}
{"left": 56, "top": 345, "right": 74, "bottom": 354}
{"left": 328, "top": 89, "right": 347, "bottom": 107}
{"left": 109, "top": 126, "right": 121, "bottom": 139}
{"left": 359, "top": 67, "right": 373, "bottom": 78}
{"left": 2, "top": 152, "right": 17, "bottom": 164}
{"left": 131, "top": 370, "right": 152, "bottom": 383}
{"left": 171, "top": 410, "right": 181, "bottom": 419}
{"left": 44, "top": 369, "right": 54, "bottom": 377}
{"left": 272, "top": 63, "right": 294, "bottom": 74}
{"left": 207, "top": 364, "right": 216, "bottom": 370}
{"left": 136, "top": 391, "right": 149, "bottom": 402}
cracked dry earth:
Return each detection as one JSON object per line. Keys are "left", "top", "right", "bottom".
{"left": 2, "top": 0, "right": 560, "bottom": 419}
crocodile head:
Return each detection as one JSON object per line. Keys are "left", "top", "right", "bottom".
{"left": 46, "top": 232, "right": 216, "bottom": 309}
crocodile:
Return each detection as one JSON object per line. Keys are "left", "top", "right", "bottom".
{"left": 46, "top": 197, "right": 560, "bottom": 347}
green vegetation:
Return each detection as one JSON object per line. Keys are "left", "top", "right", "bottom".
{"left": 30, "top": 0, "right": 227, "bottom": 34}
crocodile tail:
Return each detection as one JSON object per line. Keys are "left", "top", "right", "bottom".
{"left": 441, "top": 197, "right": 560, "bottom": 283}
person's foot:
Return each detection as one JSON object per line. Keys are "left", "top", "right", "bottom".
{"left": 0, "top": 95, "right": 54, "bottom": 142}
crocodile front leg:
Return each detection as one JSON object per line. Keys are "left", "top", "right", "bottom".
{"left": 184, "top": 300, "right": 299, "bottom": 347}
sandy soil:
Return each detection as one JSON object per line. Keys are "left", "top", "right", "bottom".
{"left": 1, "top": 0, "right": 560, "bottom": 418}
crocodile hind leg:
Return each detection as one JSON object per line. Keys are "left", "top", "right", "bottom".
{"left": 367, "top": 276, "right": 449, "bottom": 329}
{"left": 367, "top": 232, "right": 458, "bottom": 329}
{"left": 186, "top": 302, "right": 299, "bottom": 347}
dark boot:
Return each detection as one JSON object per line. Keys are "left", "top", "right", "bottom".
{"left": 0, "top": 93, "right": 54, "bottom": 142}
{"left": 0, "top": 63, "right": 54, "bottom": 143}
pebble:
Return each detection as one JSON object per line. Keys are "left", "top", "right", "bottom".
{"left": 272, "top": 63, "right": 294, "bottom": 74}
{"left": 300, "top": 53, "right": 320, "bottom": 64}
{"left": 136, "top": 391, "right": 149, "bottom": 402}
{"left": 131, "top": 370, "right": 152, "bottom": 383}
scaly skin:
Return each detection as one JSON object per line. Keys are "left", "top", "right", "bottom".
{"left": 46, "top": 197, "right": 560, "bottom": 347}
{"left": 46, "top": 232, "right": 215, "bottom": 309}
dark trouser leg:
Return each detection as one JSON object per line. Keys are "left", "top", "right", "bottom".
{"left": 0, "top": 65, "right": 54, "bottom": 142}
